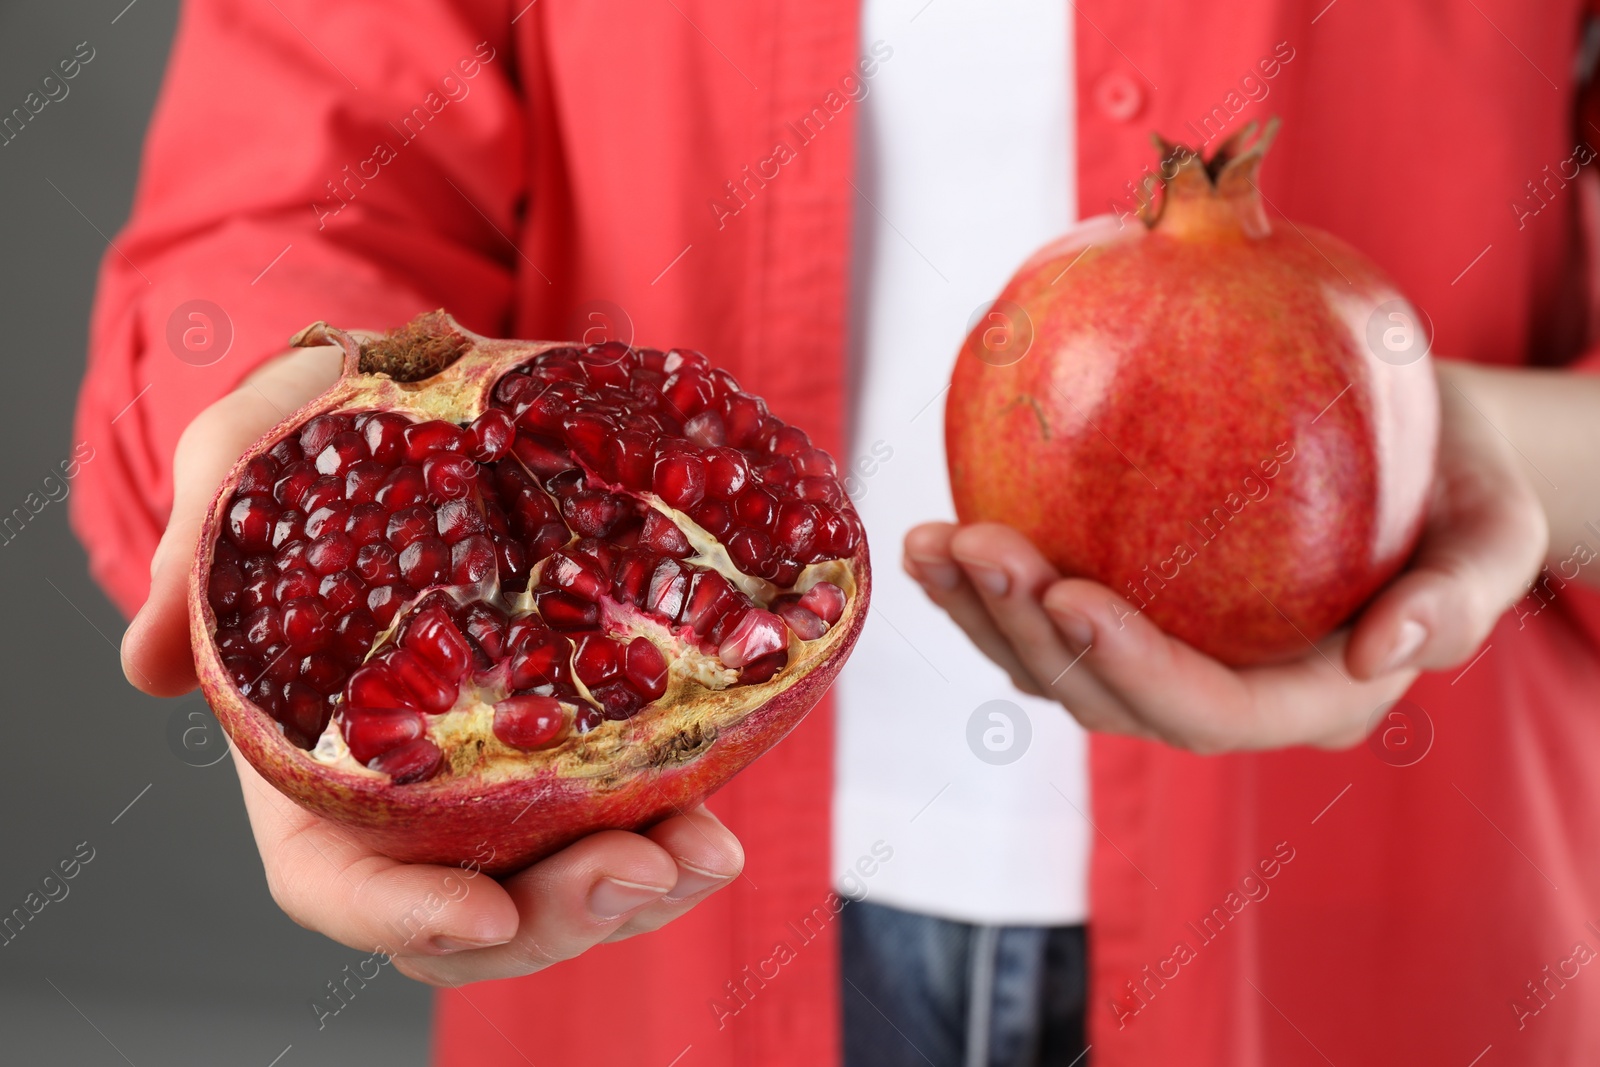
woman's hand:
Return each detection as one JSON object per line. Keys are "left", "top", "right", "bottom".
{"left": 905, "top": 361, "right": 1548, "bottom": 753}
{"left": 121, "top": 346, "right": 743, "bottom": 986}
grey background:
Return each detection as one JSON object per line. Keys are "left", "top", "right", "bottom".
{"left": 0, "top": 3, "right": 430, "bottom": 1062}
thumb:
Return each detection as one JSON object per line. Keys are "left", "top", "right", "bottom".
{"left": 122, "top": 346, "right": 343, "bottom": 696}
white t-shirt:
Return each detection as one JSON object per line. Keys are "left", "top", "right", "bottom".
{"left": 832, "top": 0, "right": 1089, "bottom": 926}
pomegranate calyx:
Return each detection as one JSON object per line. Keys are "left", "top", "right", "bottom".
{"left": 1141, "top": 117, "right": 1278, "bottom": 240}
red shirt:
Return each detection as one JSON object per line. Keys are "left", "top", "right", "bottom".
{"left": 73, "top": 1, "right": 1600, "bottom": 1064}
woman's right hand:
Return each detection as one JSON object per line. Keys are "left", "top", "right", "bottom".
{"left": 121, "top": 344, "right": 744, "bottom": 986}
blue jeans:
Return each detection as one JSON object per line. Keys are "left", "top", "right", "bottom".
{"left": 841, "top": 899, "right": 1088, "bottom": 1067}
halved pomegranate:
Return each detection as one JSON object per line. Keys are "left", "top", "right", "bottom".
{"left": 191, "top": 312, "right": 869, "bottom": 874}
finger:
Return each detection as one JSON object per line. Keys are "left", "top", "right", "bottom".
{"left": 392, "top": 829, "right": 680, "bottom": 986}
{"left": 232, "top": 750, "right": 520, "bottom": 957}
{"left": 946, "top": 524, "right": 1144, "bottom": 735}
{"left": 1345, "top": 449, "right": 1547, "bottom": 680}
{"left": 904, "top": 523, "right": 1045, "bottom": 695}
{"left": 121, "top": 346, "right": 342, "bottom": 696}
{"left": 1041, "top": 579, "right": 1414, "bottom": 751}
{"left": 605, "top": 805, "right": 744, "bottom": 942}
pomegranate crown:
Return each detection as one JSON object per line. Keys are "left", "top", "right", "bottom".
{"left": 1138, "top": 116, "right": 1280, "bottom": 239}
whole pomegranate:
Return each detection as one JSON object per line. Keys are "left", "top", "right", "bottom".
{"left": 946, "top": 121, "right": 1438, "bottom": 665}
{"left": 192, "top": 311, "right": 868, "bottom": 874}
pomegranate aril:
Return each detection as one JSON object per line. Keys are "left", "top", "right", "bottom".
{"left": 593, "top": 682, "right": 644, "bottom": 721}
{"left": 306, "top": 532, "right": 356, "bottom": 575}
{"left": 727, "top": 529, "right": 772, "bottom": 575}
{"left": 404, "top": 607, "right": 475, "bottom": 679}
{"left": 646, "top": 559, "right": 689, "bottom": 622}
{"left": 613, "top": 551, "right": 655, "bottom": 606}
{"left": 367, "top": 583, "right": 415, "bottom": 626}
{"left": 424, "top": 453, "right": 478, "bottom": 500}
{"left": 344, "top": 460, "right": 388, "bottom": 505}
{"left": 774, "top": 502, "right": 820, "bottom": 558}
{"left": 451, "top": 535, "right": 496, "bottom": 585}
{"left": 298, "top": 652, "right": 346, "bottom": 694}
{"left": 705, "top": 448, "right": 750, "bottom": 497}
{"left": 385, "top": 649, "right": 458, "bottom": 713}
{"left": 535, "top": 589, "right": 597, "bottom": 630}
{"left": 653, "top": 453, "right": 706, "bottom": 509}
{"left": 753, "top": 455, "right": 796, "bottom": 488}
{"left": 526, "top": 522, "right": 571, "bottom": 563}
{"left": 299, "top": 414, "right": 352, "bottom": 456}
{"left": 574, "top": 634, "right": 623, "bottom": 687}
{"left": 495, "top": 537, "right": 528, "bottom": 583}
{"left": 510, "top": 635, "right": 571, "bottom": 689}
{"left": 435, "top": 497, "right": 488, "bottom": 543}
{"left": 305, "top": 503, "right": 349, "bottom": 541}
{"left": 354, "top": 543, "right": 400, "bottom": 584}
{"left": 403, "top": 420, "right": 466, "bottom": 464}
{"left": 268, "top": 438, "right": 303, "bottom": 467}
{"left": 624, "top": 638, "right": 669, "bottom": 700}
{"left": 562, "top": 491, "right": 623, "bottom": 538}
{"left": 739, "top": 649, "right": 788, "bottom": 684}
{"left": 333, "top": 609, "right": 380, "bottom": 664}
{"left": 493, "top": 695, "right": 565, "bottom": 749}
{"left": 683, "top": 570, "right": 740, "bottom": 635}
{"left": 684, "top": 410, "right": 727, "bottom": 447}
{"left": 662, "top": 371, "right": 713, "bottom": 418}
{"left": 281, "top": 681, "right": 328, "bottom": 745}
{"left": 386, "top": 505, "right": 435, "bottom": 549}
{"left": 460, "top": 603, "right": 510, "bottom": 661}
{"left": 510, "top": 486, "right": 560, "bottom": 531}
{"left": 767, "top": 425, "right": 810, "bottom": 456}
{"left": 346, "top": 664, "right": 418, "bottom": 711}
{"left": 243, "top": 606, "right": 283, "bottom": 652}
{"left": 272, "top": 463, "right": 318, "bottom": 508}
{"left": 375, "top": 465, "right": 427, "bottom": 509}
{"left": 370, "top": 738, "right": 443, "bottom": 783}
{"left": 511, "top": 434, "right": 577, "bottom": 477}
{"left": 228, "top": 494, "right": 277, "bottom": 552}
{"left": 222, "top": 653, "right": 257, "bottom": 688}
{"left": 208, "top": 564, "right": 244, "bottom": 612}
{"left": 796, "top": 476, "right": 843, "bottom": 506}
{"left": 315, "top": 431, "right": 367, "bottom": 476}
{"left": 718, "top": 608, "right": 787, "bottom": 667}
{"left": 733, "top": 488, "right": 776, "bottom": 527}
{"left": 399, "top": 536, "right": 450, "bottom": 587}
{"left": 544, "top": 551, "right": 608, "bottom": 601}
{"left": 361, "top": 412, "right": 410, "bottom": 464}
{"left": 573, "top": 705, "right": 604, "bottom": 733}
{"left": 563, "top": 413, "right": 612, "bottom": 469}
{"left": 694, "top": 500, "right": 735, "bottom": 537}
{"left": 317, "top": 572, "right": 365, "bottom": 613}
{"left": 798, "top": 581, "right": 846, "bottom": 623}
{"left": 776, "top": 601, "right": 827, "bottom": 640}
{"left": 719, "top": 392, "right": 767, "bottom": 446}
{"left": 301, "top": 476, "right": 345, "bottom": 515}
{"left": 606, "top": 430, "right": 655, "bottom": 490}
{"left": 639, "top": 510, "right": 692, "bottom": 557}
{"left": 281, "top": 598, "right": 330, "bottom": 651}
{"left": 238, "top": 457, "right": 278, "bottom": 494}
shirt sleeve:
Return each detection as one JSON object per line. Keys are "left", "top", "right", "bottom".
{"left": 70, "top": 0, "right": 524, "bottom": 617}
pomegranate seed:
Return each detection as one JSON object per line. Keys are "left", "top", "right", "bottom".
{"left": 718, "top": 393, "right": 767, "bottom": 446}
{"left": 333, "top": 609, "right": 380, "bottom": 664}
{"left": 208, "top": 564, "right": 244, "bottom": 612}
{"left": 384, "top": 648, "right": 458, "bottom": 713}
{"left": 770, "top": 559, "right": 803, "bottom": 586}
{"left": 375, "top": 465, "right": 427, "bottom": 509}
{"left": 511, "top": 433, "right": 577, "bottom": 477}
{"left": 694, "top": 500, "right": 735, "bottom": 537}
{"left": 306, "top": 532, "right": 356, "bottom": 575}
{"left": 774, "top": 502, "right": 820, "bottom": 557}
{"left": 536, "top": 589, "right": 599, "bottom": 630}
{"left": 793, "top": 447, "right": 837, "bottom": 478}
{"left": 646, "top": 559, "right": 689, "bottom": 622}
{"left": 606, "top": 430, "right": 655, "bottom": 490}
{"left": 434, "top": 498, "right": 488, "bottom": 543}
{"left": 574, "top": 634, "right": 623, "bottom": 687}
{"left": 727, "top": 529, "right": 772, "bottom": 574}
{"left": 238, "top": 456, "right": 277, "bottom": 494}
{"left": 369, "top": 737, "right": 443, "bottom": 783}
{"left": 305, "top": 503, "right": 350, "bottom": 540}
{"left": 281, "top": 598, "right": 330, "bottom": 651}
{"left": 574, "top": 706, "right": 604, "bottom": 733}
{"left": 739, "top": 649, "right": 788, "bottom": 684}
{"left": 272, "top": 463, "right": 318, "bottom": 507}
{"left": 563, "top": 413, "right": 612, "bottom": 469}
{"left": 613, "top": 551, "right": 655, "bottom": 606}
{"left": 298, "top": 652, "right": 345, "bottom": 693}
{"left": 301, "top": 476, "right": 345, "bottom": 514}
{"left": 269, "top": 510, "right": 304, "bottom": 550}
{"left": 662, "top": 371, "right": 713, "bottom": 417}
{"left": 367, "top": 583, "right": 415, "bottom": 626}
{"left": 571, "top": 537, "right": 619, "bottom": 578}
{"left": 639, "top": 510, "right": 692, "bottom": 557}
{"left": 495, "top": 537, "right": 528, "bottom": 582}
{"left": 404, "top": 607, "right": 475, "bottom": 678}
{"left": 386, "top": 505, "right": 435, "bottom": 549}
{"left": 653, "top": 453, "right": 706, "bottom": 509}
{"left": 709, "top": 605, "right": 748, "bottom": 645}
{"left": 624, "top": 638, "right": 669, "bottom": 700}
{"left": 562, "top": 491, "right": 623, "bottom": 538}
{"left": 264, "top": 647, "right": 298, "bottom": 687}
{"left": 361, "top": 412, "right": 410, "bottom": 464}
{"left": 799, "top": 581, "right": 846, "bottom": 623}
{"left": 767, "top": 425, "right": 810, "bottom": 456}
{"left": 511, "top": 486, "right": 560, "bottom": 531}
{"left": 268, "top": 438, "right": 303, "bottom": 466}
{"left": 526, "top": 521, "right": 572, "bottom": 562}
{"left": 593, "top": 682, "right": 644, "bottom": 720}
{"left": 354, "top": 543, "right": 400, "bottom": 584}
{"left": 282, "top": 681, "right": 328, "bottom": 744}
{"left": 345, "top": 503, "right": 387, "bottom": 546}
{"left": 796, "top": 476, "right": 843, "bottom": 506}
{"left": 403, "top": 420, "right": 466, "bottom": 464}
{"left": 450, "top": 534, "right": 496, "bottom": 585}
{"left": 776, "top": 601, "right": 827, "bottom": 640}
{"left": 344, "top": 460, "right": 389, "bottom": 505}
{"left": 544, "top": 551, "right": 608, "bottom": 601}
{"left": 682, "top": 570, "right": 741, "bottom": 635}
{"left": 663, "top": 349, "right": 709, "bottom": 375}
{"left": 463, "top": 409, "right": 514, "bottom": 462}
{"left": 318, "top": 572, "right": 365, "bottom": 613}
{"left": 510, "top": 633, "right": 571, "bottom": 688}
{"left": 718, "top": 609, "right": 787, "bottom": 667}
{"left": 300, "top": 414, "right": 352, "bottom": 456}
{"left": 704, "top": 448, "right": 750, "bottom": 497}
{"left": 424, "top": 453, "right": 477, "bottom": 500}
{"left": 399, "top": 536, "right": 450, "bottom": 587}
{"left": 460, "top": 603, "right": 509, "bottom": 660}
{"left": 492, "top": 694, "right": 565, "bottom": 749}
{"left": 227, "top": 494, "right": 277, "bottom": 552}
{"left": 346, "top": 664, "right": 417, "bottom": 710}
{"left": 315, "top": 431, "right": 367, "bottom": 476}
{"left": 733, "top": 488, "right": 776, "bottom": 528}
{"left": 753, "top": 454, "right": 796, "bottom": 488}
{"left": 219, "top": 633, "right": 252, "bottom": 660}
{"left": 243, "top": 606, "right": 283, "bottom": 651}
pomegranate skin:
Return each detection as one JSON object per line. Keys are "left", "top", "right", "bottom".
{"left": 946, "top": 124, "right": 1438, "bottom": 666}
{"left": 190, "top": 313, "right": 870, "bottom": 876}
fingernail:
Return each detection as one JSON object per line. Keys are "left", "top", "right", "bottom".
{"left": 663, "top": 861, "right": 734, "bottom": 903}
{"left": 1052, "top": 609, "right": 1095, "bottom": 652}
{"left": 588, "top": 877, "right": 669, "bottom": 921}
{"left": 1381, "top": 619, "right": 1427, "bottom": 673}
{"left": 906, "top": 555, "right": 960, "bottom": 591}
{"left": 957, "top": 560, "right": 1009, "bottom": 597}
{"left": 430, "top": 934, "right": 511, "bottom": 954}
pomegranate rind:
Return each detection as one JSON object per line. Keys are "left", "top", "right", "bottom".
{"left": 190, "top": 313, "right": 870, "bottom": 875}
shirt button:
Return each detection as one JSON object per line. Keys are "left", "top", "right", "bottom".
{"left": 1094, "top": 71, "right": 1144, "bottom": 123}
